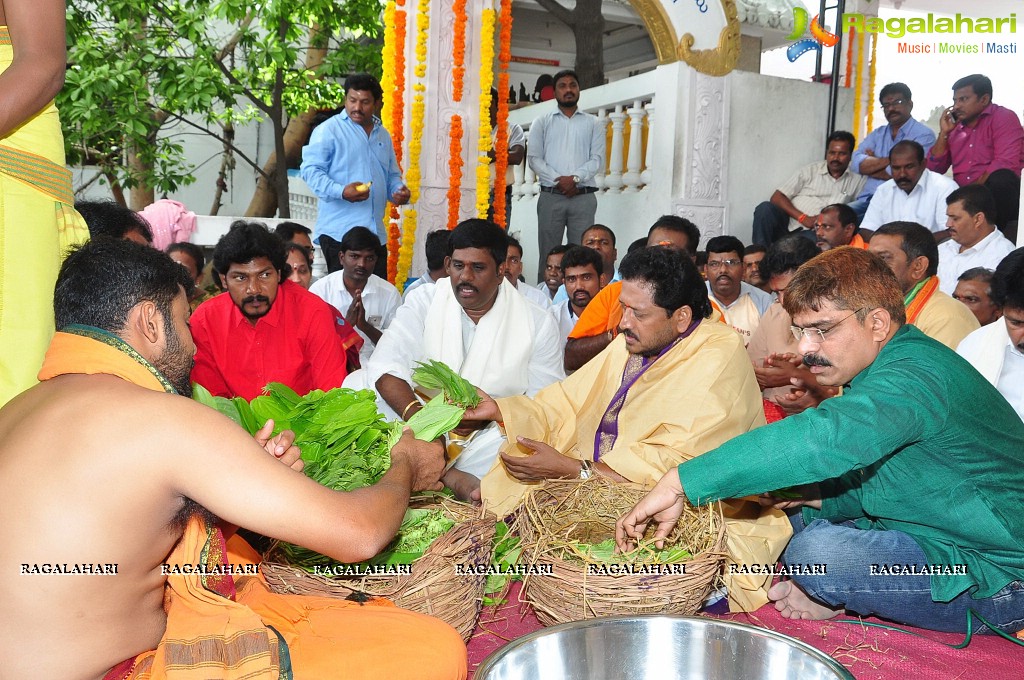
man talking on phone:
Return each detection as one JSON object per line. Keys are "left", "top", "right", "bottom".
{"left": 927, "top": 74, "right": 1023, "bottom": 237}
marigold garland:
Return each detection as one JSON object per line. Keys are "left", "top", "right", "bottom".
{"left": 844, "top": 27, "right": 854, "bottom": 88}
{"left": 387, "top": 0, "right": 407, "bottom": 282}
{"left": 851, "top": 28, "right": 865, "bottom": 139}
{"left": 475, "top": 8, "right": 496, "bottom": 218}
{"left": 397, "top": 0, "right": 430, "bottom": 291}
{"left": 447, "top": 114, "right": 464, "bottom": 229}
{"left": 452, "top": 0, "right": 467, "bottom": 102}
{"left": 491, "top": 0, "right": 513, "bottom": 228}
{"left": 865, "top": 33, "right": 877, "bottom": 133}
{"left": 381, "top": 1, "right": 400, "bottom": 281}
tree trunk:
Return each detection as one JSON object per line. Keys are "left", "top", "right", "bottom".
{"left": 534, "top": 0, "right": 605, "bottom": 87}
{"left": 127, "top": 142, "right": 155, "bottom": 210}
{"left": 244, "top": 25, "right": 330, "bottom": 218}
{"left": 572, "top": 0, "right": 605, "bottom": 88}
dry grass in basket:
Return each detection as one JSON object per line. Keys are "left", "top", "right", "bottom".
{"left": 515, "top": 477, "right": 726, "bottom": 626}
{"left": 260, "top": 495, "right": 496, "bottom": 640}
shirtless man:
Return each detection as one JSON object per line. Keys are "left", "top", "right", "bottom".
{"left": 0, "top": 239, "right": 462, "bottom": 679}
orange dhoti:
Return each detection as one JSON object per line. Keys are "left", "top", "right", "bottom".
{"left": 107, "top": 519, "right": 467, "bottom": 680}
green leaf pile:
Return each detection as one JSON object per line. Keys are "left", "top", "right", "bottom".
{"left": 190, "top": 382, "right": 464, "bottom": 572}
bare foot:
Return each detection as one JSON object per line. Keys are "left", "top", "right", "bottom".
{"left": 767, "top": 580, "right": 842, "bottom": 620}
{"left": 442, "top": 468, "right": 481, "bottom": 505}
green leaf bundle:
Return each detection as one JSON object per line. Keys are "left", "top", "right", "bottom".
{"left": 404, "top": 394, "right": 465, "bottom": 442}
{"left": 411, "top": 360, "right": 481, "bottom": 408}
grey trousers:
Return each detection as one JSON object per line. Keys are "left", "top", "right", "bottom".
{"left": 536, "top": 191, "right": 598, "bottom": 278}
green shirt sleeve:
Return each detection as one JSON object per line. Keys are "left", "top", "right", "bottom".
{"left": 677, "top": 350, "right": 937, "bottom": 514}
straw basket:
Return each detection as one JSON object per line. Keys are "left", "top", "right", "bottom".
{"left": 261, "top": 497, "right": 496, "bottom": 640}
{"left": 517, "top": 477, "right": 726, "bottom": 627}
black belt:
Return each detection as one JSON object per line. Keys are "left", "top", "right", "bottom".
{"left": 540, "top": 185, "right": 598, "bottom": 195}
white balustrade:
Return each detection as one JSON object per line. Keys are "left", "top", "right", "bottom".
{"left": 594, "top": 108, "right": 608, "bottom": 191}
{"left": 623, "top": 99, "right": 645, "bottom": 193}
{"left": 640, "top": 101, "right": 655, "bottom": 188}
{"left": 606, "top": 105, "right": 627, "bottom": 194}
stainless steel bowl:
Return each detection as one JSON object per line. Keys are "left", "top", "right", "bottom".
{"left": 475, "top": 615, "right": 854, "bottom": 680}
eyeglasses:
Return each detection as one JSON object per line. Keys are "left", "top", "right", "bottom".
{"left": 880, "top": 99, "right": 907, "bottom": 110}
{"left": 706, "top": 259, "right": 742, "bottom": 270}
{"left": 790, "top": 308, "right": 865, "bottom": 343}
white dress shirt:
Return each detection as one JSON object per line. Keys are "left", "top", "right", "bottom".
{"left": 937, "top": 229, "right": 1016, "bottom": 294}
{"left": 859, "top": 169, "right": 959, "bottom": 233}
{"left": 309, "top": 272, "right": 402, "bottom": 364}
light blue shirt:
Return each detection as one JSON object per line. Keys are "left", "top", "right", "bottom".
{"left": 527, "top": 108, "right": 605, "bottom": 187}
{"left": 300, "top": 110, "right": 404, "bottom": 244}
{"left": 850, "top": 117, "right": 936, "bottom": 200}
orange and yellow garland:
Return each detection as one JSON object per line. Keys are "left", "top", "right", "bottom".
{"left": 397, "top": 0, "right": 430, "bottom": 290}
{"left": 475, "top": 8, "right": 496, "bottom": 218}
{"left": 381, "top": 1, "right": 401, "bottom": 281}
{"left": 446, "top": 115, "right": 464, "bottom": 229}
{"left": 491, "top": 0, "right": 513, "bottom": 228}
{"left": 447, "top": 0, "right": 468, "bottom": 229}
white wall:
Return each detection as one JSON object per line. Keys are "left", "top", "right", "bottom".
{"left": 725, "top": 70, "right": 854, "bottom": 242}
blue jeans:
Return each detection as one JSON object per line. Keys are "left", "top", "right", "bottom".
{"left": 783, "top": 514, "right": 1024, "bottom": 634}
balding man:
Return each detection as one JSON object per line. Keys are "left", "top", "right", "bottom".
{"left": 860, "top": 140, "right": 959, "bottom": 240}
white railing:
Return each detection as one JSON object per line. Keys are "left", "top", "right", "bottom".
{"left": 509, "top": 70, "right": 659, "bottom": 202}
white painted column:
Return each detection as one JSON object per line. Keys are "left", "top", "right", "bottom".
{"left": 623, "top": 99, "right": 644, "bottom": 192}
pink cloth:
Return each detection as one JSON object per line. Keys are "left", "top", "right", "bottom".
{"left": 927, "top": 103, "right": 1024, "bottom": 185}
{"left": 138, "top": 199, "right": 197, "bottom": 250}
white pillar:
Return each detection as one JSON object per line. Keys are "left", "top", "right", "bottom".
{"left": 623, "top": 99, "right": 644, "bottom": 192}
{"left": 640, "top": 100, "right": 655, "bottom": 189}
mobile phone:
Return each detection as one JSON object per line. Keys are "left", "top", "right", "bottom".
{"left": 948, "top": 109, "right": 959, "bottom": 122}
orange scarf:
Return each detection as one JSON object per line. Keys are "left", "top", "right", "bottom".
{"left": 905, "top": 276, "right": 939, "bottom": 325}
{"left": 37, "top": 326, "right": 175, "bottom": 393}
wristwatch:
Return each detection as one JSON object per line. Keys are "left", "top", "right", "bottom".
{"left": 579, "top": 459, "right": 595, "bottom": 480}
{"left": 572, "top": 175, "right": 581, "bottom": 184}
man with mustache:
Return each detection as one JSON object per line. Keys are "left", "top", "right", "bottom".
{"left": 564, "top": 215, "right": 700, "bottom": 371}
{"left": 190, "top": 221, "right": 349, "bottom": 400}
{"left": 953, "top": 267, "right": 1002, "bottom": 327}
{"left": 860, "top": 141, "right": 959, "bottom": 240}
{"left": 928, "top": 74, "right": 1023, "bottom": 235}
{"left": 957, "top": 248, "right": 1024, "bottom": 422}
{"left": 849, "top": 83, "right": 936, "bottom": 220}
{"left": 813, "top": 203, "right": 867, "bottom": 252}
{"left": 0, "top": 237, "right": 465, "bottom": 679}
{"left": 367, "top": 219, "right": 564, "bottom": 501}
{"left": 469, "top": 246, "right": 791, "bottom": 612}
{"left": 752, "top": 131, "right": 865, "bottom": 246}
{"left": 310, "top": 226, "right": 402, "bottom": 367}
{"left": 868, "top": 221, "right": 978, "bottom": 349}
{"left": 704, "top": 235, "right": 773, "bottom": 346}
{"left": 618, "top": 247, "right": 1024, "bottom": 635}
{"left": 552, "top": 245, "right": 604, "bottom": 350}
{"left": 528, "top": 69, "right": 605, "bottom": 275}
{"left": 301, "top": 73, "right": 411, "bottom": 278}
{"left": 937, "top": 184, "right": 1016, "bottom": 295}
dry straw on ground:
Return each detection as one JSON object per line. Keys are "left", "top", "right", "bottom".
{"left": 262, "top": 496, "right": 496, "bottom": 640}
{"left": 516, "top": 477, "right": 726, "bottom": 626}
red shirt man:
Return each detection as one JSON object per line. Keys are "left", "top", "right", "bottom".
{"left": 190, "top": 222, "right": 348, "bottom": 399}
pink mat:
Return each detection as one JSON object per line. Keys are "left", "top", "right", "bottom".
{"left": 466, "top": 582, "right": 1024, "bottom": 679}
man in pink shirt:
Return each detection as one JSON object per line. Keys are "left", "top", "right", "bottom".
{"left": 927, "top": 74, "right": 1023, "bottom": 237}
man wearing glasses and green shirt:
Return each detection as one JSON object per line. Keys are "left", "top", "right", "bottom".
{"left": 618, "top": 246, "right": 1024, "bottom": 635}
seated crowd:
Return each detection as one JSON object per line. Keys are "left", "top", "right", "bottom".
{"left": 3, "top": 72, "right": 1023, "bottom": 679}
